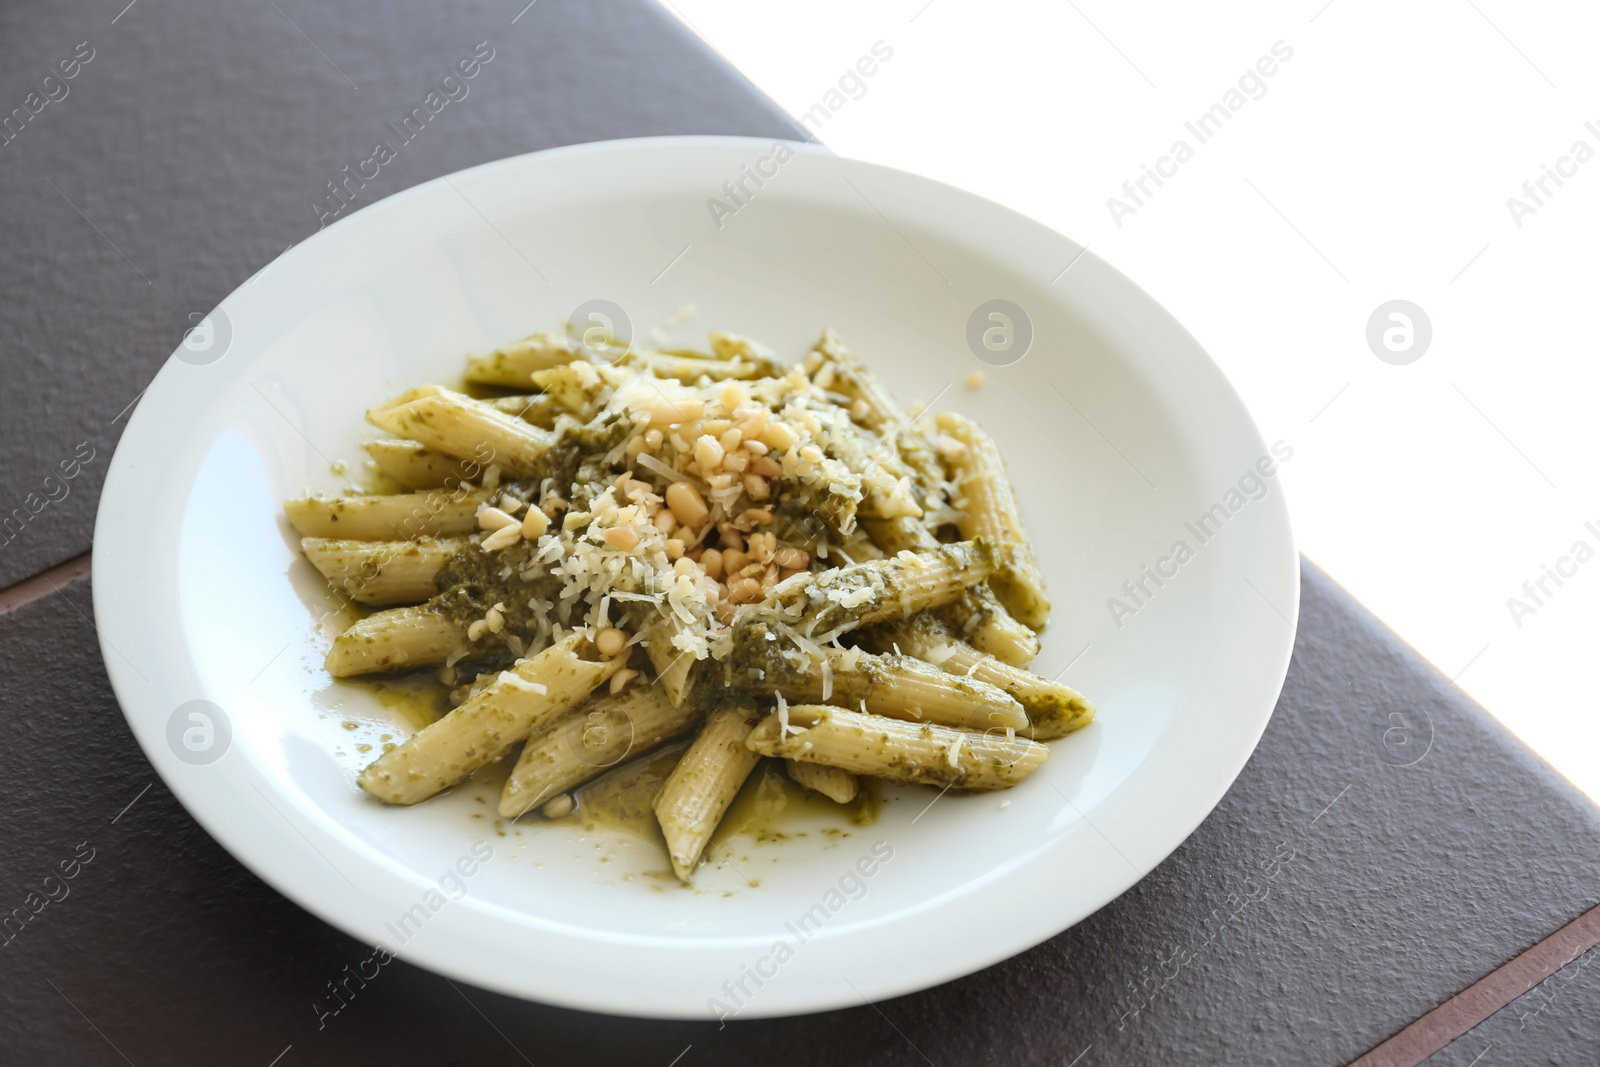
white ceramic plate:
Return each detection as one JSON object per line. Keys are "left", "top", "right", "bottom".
{"left": 93, "top": 136, "right": 1297, "bottom": 1019}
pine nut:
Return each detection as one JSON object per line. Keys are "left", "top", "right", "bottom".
{"left": 665, "top": 482, "right": 709, "bottom": 529}
{"left": 521, "top": 507, "right": 549, "bottom": 538}
{"left": 477, "top": 506, "right": 518, "bottom": 532}
{"left": 603, "top": 526, "right": 640, "bottom": 550}
{"left": 737, "top": 407, "right": 769, "bottom": 440}
{"left": 481, "top": 524, "right": 523, "bottom": 552}
{"left": 596, "top": 627, "right": 627, "bottom": 657}
{"left": 773, "top": 546, "right": 808, "bottom": 570}
{"left": 762, "top": 421, "right": 798, "bottom": 451}
{"left": 694, "top": 434, "right": 725, "bottom": 470}
{"left": 727, "top": 577, "right": 764, "bottom": 603}
{"left": 650, "top": 399, "right": 705, "bottom": 427}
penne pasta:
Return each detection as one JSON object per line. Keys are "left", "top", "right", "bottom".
{"left": 786, "top": 759, "right": 859, "bottom": 803}
{"left": 653, "top": 707, "right": 763, "bottom": 882}
{"left": 790, "top": 463, "right": 865, "bottom": 540}
{"left": 796, "top": 647, "right": 1027, "bottom": 732}
{"left": 363, "top": 439, "right": 484, "bottom": 491}
{"left": 367, "top": 386, "right": 554, "bottom": 475}
{"left": 938, "top": 584, "right": 1041, "bottom": 667}
{"left": 768, "top": 539, "right": 995, "bottom": 634}
{"left": 859, "top": 515, "right": 935, "bottom": 555}
{"left": 529, "top": 363, "right": 613, "bottom": 419}
{"left": 810, "top": 330, "right": 945, "bottom": 499}
{"left": 484, "top": 393, "right": 568, "bottom": 430}
{"left": 642, "top": 614, "right": 698, "bottom": 708}
{"left": 300, "top": 536, "right": 463, "bottom": 606}
{"left": 326, "top": 605, "right": 463, "bottom": 677}
{"left": 746, "top": 705, "right": 1048, "bottom": 791}
{"left": 866, "top": 505, "right": 1040, "bottom": 665}
{"left": 858, "top": 614, "right": 1093, "bottom": 739}
{"left": 708, "top": 331, "right": 779, "bottom": 364}
{"left": 464, "top": 332, "right": 585, "bottom": 387}
{"left": 294, "top": 322, "right": 1096, "bottom": 882}
{"left": 285, "top": 487, "right": 489, "bottom": 540}
{"left": 499, "top": 685, "right": 701, "bottom": 818}
{"left": 632, "top": 351, "right": 771, "bottom": 383}
{"left": 732, "top": 623, "right": 1027, "bottom": 732}
{"left": 936, "top": 412, "right": 1050, "bottom": 629}
{"left": 358, "top": 635, "right": 621, "bottom": 805}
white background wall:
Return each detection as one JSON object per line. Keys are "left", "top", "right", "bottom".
{"left": 664, "top": 0, "right": 1600, "bottom": 800}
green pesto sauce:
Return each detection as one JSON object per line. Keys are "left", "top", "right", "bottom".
{"left": 556, "top": 744, "right": 687, "bottom": 842}
{"left": 547, "top": 747, "right": 880, "bottom": 846}
{"left": 427, "top": 416, "right": 632, "bottom": 651}
{"left": 713, "top": 761, "right": 880, "bottom": 846}
{"left": 364, "top": 670, "right": 453, "bottom": 732}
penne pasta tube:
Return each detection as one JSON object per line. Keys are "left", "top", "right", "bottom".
{"left": 367, "top": 387, "right": 554, "bottom": 475}
{"left": 810, "top": 330, "right": 945, "bottom": 499}
{"left": 731, "top": 622, "right": 1026, "bottom": 731}
{"left": 781, "top": 646, "right": 1027, "bottom": 732}
{"left": 528, "top": 363, "right": 613, "bottom": 419}
{"left": 860, "top": 515, "right": 936, "bottom": 555}
{"left": 861, "top": 515, "right": 1039, "bottom": 666}
{"left": 484, "top": 393, "right": 567, "bottom": 430}
{"left": 858, "top": 614, "right": 1092, "bottom": 739}
{"left": 358, "top": 635, "right": 621, "bottom": 805}
{"left": 746, "top": 705, "right": 1048, "bottom": 791}
{"left": 786, "top": 759, "right": 859, "bottom": 804}
{"left": 653, "top": 707, "right": 763, "bottom": 882}
{"left": 642, "top": 614, "right": 699, "bottom": 708}
{"left": 790, "top": 464, "right": 865, "bottom": 541}
{"left": 326, "top": 605, "right": 464, "bottom": 677}
{"left": 498, "top": 685, "right": 700, "bottom": 818}
{"left": 809, "top": 330, "right": 901, "bottom": 431}
{"left": 708, "top": 331, "right": 779, "bottom": 364}
{"left": 285, "top": 487, "right": 489, "bottom": 540}
{"left": 938, "top": 584, "right": 1041, "bottom": 667}
{"left": 364, "top": 439, "right": 485, "bottom": 491}
{"left": 632, "top": 352, "right": 770, "bottom": 383}
{"left": 300, "top": 536, "right": 464, "bottom": 606}
{"left": 464, "top": 332, "right": 585, "bottom": 387}
{"left": 936, "top": 412, "right": 1050, "bottom": 629}
{"left": 770, "top": 539, "right": 996, "bottom": 633}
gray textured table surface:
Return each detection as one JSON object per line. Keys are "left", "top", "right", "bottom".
{"left": 1, "top": 2, "right": 1596, "bottom": 1064}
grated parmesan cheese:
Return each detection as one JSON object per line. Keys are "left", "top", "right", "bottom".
{"left": 498, "top": 671, "right": 548, "bottom": 696}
